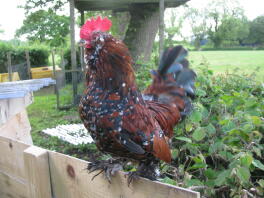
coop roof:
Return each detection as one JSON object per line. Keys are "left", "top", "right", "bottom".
{"left": 0, "top": 78, "right": 55, "bottom": 99}
{"left": 74, "top": 0, "right": 189, "bottom": 11}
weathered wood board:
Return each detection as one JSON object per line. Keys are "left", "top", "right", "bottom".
{"left": 24, "top": 146, "right": 52, "bottom": 198}
{"left": 49, "top": 151, "right": 200, "bottom": 198}
{"left": 0, "top": 136, "right": 30, "bottom": 198}
{"left": 0, "top": 110, "right": 32, "bottom": 144}
{"left": 0, "top": 93, "right": 32, "bottom": 125}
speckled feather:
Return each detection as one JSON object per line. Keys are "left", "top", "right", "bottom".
{"left": 79, "top": 32, "right": 194, "bottom": 164}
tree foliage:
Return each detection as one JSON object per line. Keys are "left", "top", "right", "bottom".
{"left": 16, "top": 10, "right": 70, "bottom": 47}
{"left": 247, "top": 16, "right": 264, "bottom": 45}
{"left": 21, "top": 0, "right": 68, "bottom": 14}
{"left": 185, "top": 7, "right": 208, "bottom": 49}
{"left": 164, "top": 8, "right": 184, "bottom": 47}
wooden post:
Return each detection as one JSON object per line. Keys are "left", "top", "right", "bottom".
{"left": 25, "top": 50, "right": 32, "bottom": 79}
{"left": 81, "top": 10, "right": 85, "bottom": 25}
{"left": 159, "top": 0, "right": 165, "bottom": 60}
{"left": 52, "top": 49, "right": 60, "bottom": 109}
{"left": 80, "top": 10, "right": 85, "bottom": 72}
{"left": 24, "top": 146, "right": 52, "bottom": 198}
{"left": 70, "top": 0, "right": 78, "bottom": 105}
{"left": 80, "top": 46, "right": 85, "bottom": 72}
{"left": 60, "top": 50, "right": 66, "bottom": 86}
{"left": 7, "top": 52, "right": 12, "bottom": 81}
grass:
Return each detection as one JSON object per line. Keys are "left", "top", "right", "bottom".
{"left": 189, "top": 50, "right": 264, "bottom": 80}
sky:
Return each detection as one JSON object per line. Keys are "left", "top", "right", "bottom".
{"left": 0, "top": 0, "right": 263, "bottom": 41}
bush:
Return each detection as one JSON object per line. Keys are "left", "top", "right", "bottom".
{"left": 136, "top": 61, "right": 264, "bottom": 197}
{"left": 0, "top": 41, "right": 49, "bottom": 73}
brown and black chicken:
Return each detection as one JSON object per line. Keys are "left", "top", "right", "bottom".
{"left": 79, "top": 16, "right": 196, "bottom": 184}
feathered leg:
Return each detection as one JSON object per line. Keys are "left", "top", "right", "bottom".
{"left": 127, "top": 160, "right": 159, "bottom": 185}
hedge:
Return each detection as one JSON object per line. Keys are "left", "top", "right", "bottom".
{"left": 0, "top": 42, "right": 49, "bottom": 73}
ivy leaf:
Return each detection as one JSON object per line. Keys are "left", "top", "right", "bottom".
{"left": 205, "top": 124, "right": 216, "bottom": 135}
{"left": 252, "top": 159, "right": 264, "bottom": 171}
{"left": 192, "top": 127, "right": 206, "bottom": 141}
{"left": 215, "top": 170, "right": 231, "bottom": 186}
{"left": 190, "top": 111, "right": 202, "bottom": 123}
{"left": 258, "top": 179, "right": 264, "bottom": 188}
{"left": 237, "top": 166, "right": 250, "bottom": 183}
{"left": 240, "top": 154, "right": 253, "bottom": 167}
{"left": 162, "top": 177, "right": 177, "bottom": 185}
{"left": 175, "top": 136, "right": 192, "bottom": 143}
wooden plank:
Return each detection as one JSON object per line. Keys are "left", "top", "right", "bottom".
{"left": 0, "top": 93, "right": 32, "bottom": 125}
{"left": 75, "top": 0, "right": 188, "bottom": 11}
{"left": 0, "top": 135, "right": 30, "bottom": 179}
{"left": 49, "top": 151, "right": 199, "bottom": 198}
{"left": 24, "top": 146, "right": 52, "bottom": 198}
{"left": 0, "top": 110, "right": 33, "bottom": 144}
{"left": 0, "top": 170, "right": 29, "bottom": 198}
{"left": 0, "top": 135, "right": 30, "bottom": 198}
{"left": 0, "top": 78, "right": 55, "bottom": 100}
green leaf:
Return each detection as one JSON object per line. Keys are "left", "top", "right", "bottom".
{"left": 240, "top": 153, "right": 253, "bottom": 167}
{"left": 188, "top": 162, "right": 207, "bottom": 170}
{"left": 175, "top": 136, "right": 192, "bottom": 143}
{"left": 215, "top": 170, "right": 231, "bottom": 186}
{"left": 250, "top": 116, "right": 262, "bottom": 125}
{"left": 190, "top": 111, "right": 202, "bottom": 123}
{"left": 196, "top": 89, "right": 206, "bottom": 97}
{"left": 205, "top": 124, "right": 216, "bottom": 135}
{"left": 192, "top": 127, "right": 206, "bottom": 141}
{"left": 185, "top": 123, "right": 193, "bottom": 132}
{"left": 258, "top": 179, "right": 264, "bottom": 188}
{"left": 252, "top": 159, "right": 264, "bottom": 171}
{"left": 205, "top": 168, "right": 217, "bottom": 179}
{"left": 171, "top": 149, "right": 179, "bottom": 159}
{"left": 237, "top": 166, "right": 250, "bottom": 183}
{"left": 162, "top": 177, "right": 177, "bottom": 185}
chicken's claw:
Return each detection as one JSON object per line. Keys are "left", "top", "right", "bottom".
{"left": 87, "top": 159, "right": 123, "bottom": 183}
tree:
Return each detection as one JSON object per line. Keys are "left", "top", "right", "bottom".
{"left": 206, "top": 0, "right": 248, "bottom": 48}
{"left": 247, "top": 16, "right": 264, "bottom": 45}
{"left": 164, "top": 8, "right": 184, "bottom": 47}
{"left": 214, "top": 16, "right": 249, "bottom": 46}
{"left": 16, "top": 9, "right": 70, "bottom": 47}
{"left": 22, "top": 0, "right": 189, "bottom": 64}
{"left": 185, "top": 7, "right": 208, "bottom": 49}
{"left": 0, "top": 25, "right": 4, "bottom": 35}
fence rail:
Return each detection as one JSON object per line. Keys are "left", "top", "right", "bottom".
{"left": 0, "top": 135, "right": 200, "bottom": 198}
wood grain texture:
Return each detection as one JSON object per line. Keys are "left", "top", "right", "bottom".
{"left": 0, "top": 110, "right": 33, "bottom": 144}
{"left": 0, "top": 135, "right": 30, "bottom": 198}
{"left": 24, "top": 146, "right": 52, "bottom": 198}
{"left": 0, "top": 93, "right": 32, "bottom": 125}
{"left": 49, "top": 151, "right": 200, "bottom": 198}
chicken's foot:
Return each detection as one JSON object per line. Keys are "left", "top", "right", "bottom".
{"left": 87, "top": 158, "right": 123, "bottom": 183}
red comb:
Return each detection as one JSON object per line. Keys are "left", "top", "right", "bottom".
{"left": 80, "top": 16, "right": 112, "bottom": 40}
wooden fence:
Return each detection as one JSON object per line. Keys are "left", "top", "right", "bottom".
{"left": 0, "top": 135, "right": 200, "bottom": 198}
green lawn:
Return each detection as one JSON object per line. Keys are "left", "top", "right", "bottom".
{"left": 189, "top": 51, "right": 264, "bottom": 80}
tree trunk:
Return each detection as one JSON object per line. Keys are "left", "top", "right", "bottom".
{"left": 124, "top": 4, "right": 160, "bottom": 64}
{"left": 112, "top": 11, "right": 131, "bottom": 40}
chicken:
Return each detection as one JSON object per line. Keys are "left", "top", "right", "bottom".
{"left": 79, "top": 16, "right": 196, "bottom": 183}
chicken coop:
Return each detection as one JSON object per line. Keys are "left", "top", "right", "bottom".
{"left": 0, "top": 81, "right": 199, "bottom": 198}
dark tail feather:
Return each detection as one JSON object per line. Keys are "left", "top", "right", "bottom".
{"left": 157, "top": 45, "right": 196, "bottom": 98}
{"left": 158, "top": 45, "right": 188, "bottom": 76}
